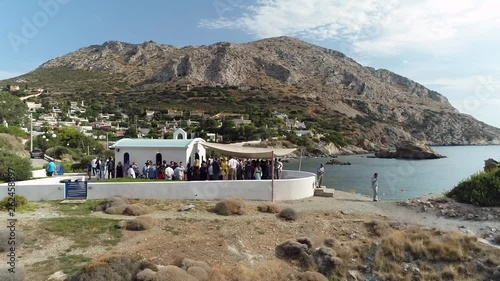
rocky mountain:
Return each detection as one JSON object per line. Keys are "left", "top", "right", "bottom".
{"left": 6, "top": 36, "right": 500, "bottom": 146}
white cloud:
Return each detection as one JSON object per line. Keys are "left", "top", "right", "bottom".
{"left": 0, "top": 71, "right": 20, "bottom": 80}
{"left": 199, "top": 0, "right": 500, "bottom": 56}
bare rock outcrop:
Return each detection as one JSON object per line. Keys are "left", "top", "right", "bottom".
{"left": 375, "top": 141, "right": 445, "bottom": 160}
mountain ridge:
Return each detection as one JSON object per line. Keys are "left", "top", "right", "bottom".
{"left": 4, "top": 36, "right": 500, "bottom": 147}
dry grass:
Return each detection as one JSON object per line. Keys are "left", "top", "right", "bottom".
{"left": 374, "top": 228, "right": 488, "bottom": 280}
{"left": 128, "top": 199, "right": 214, "bottom": 212}
{"left": 105, "top": 205, "right": 128, "bottom": 215}
{"left": 257, "top": 202, "right": 282, "bottom": 213}
{"left": 94, "top": 197, "right": 130, "bottom": 212}
{"left": 0, "top": 266, "right": 26, "bottom": 281}
{"left": 277, "top": 208, "right": 298, "bottom": 221}
{"left": 137, "top": 265, "right": 198, "bottom": 281}
{"left": 0, "top": 230, "right": 26, "bottom": 252}
{"left": 72, "top": 255, "right": 145, "bottom": 281}
{"left": 124, "top": 204, "right": 153, "bottom": 216}
{"left": 364, "top": 220, "right": 391, "bottom": 237}
{"left": 297, "top": 271, "right": 329, "bottom": 281}
{"left": 126, "top": 216, "right": 155, "bottom": 231}
{"left": 213, "top": 198, "right": 247, "bottom": 216}
{"left": 0, "top": 133, "right": 29, "bottom": 157}
{"left": 208, "top": 261, "right": 298, "bottom": 281}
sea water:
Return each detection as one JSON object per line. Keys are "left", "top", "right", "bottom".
{"left": 284, "top": 146, "right": 500, "bottom": 200}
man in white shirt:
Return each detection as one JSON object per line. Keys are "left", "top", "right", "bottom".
{"left": 127, "top": 166, "right": 136, "bottom": 178}
{"left": 276, "top": 158, "right": 283, "bottom": 179}
{"left": 165, "top": 164, "right": 174, "bottom": 180}
{"left": 228, "top": 156, "right": 239, "bottom": 180}
{"left": 174, "top": 162, "right": 185, "bottom": 180}
{"left": 91, "top": 157, "right": 97, "bottom": 176}
{"left": 371, "top": 173, "right": 379, "bottom": 201}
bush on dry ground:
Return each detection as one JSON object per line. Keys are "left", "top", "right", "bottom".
{"left": 277, "top": 208, "right": 298, "bottom": 221}
{"left": 93, "top": 197, "right": 129, "bottom": 212}
{"left": 0, "top": 230, "right": 25, "bottom": 252}
{"left": 275, "top": 237, "right": 342, "bottom": 278}
{"left": 0, "top": 267, "right": 25, "bottom": 281}
{"left": 297, "top": 271, "right": 328, "bottom": 281}
{"left": 257, "top": 202, "right": 281, "bottom": 213}
{"left": 208, "top": 260, "right": 327, "bottom": 281}
{"left": 124, "top": 204, "right": 153, "bottom": 216}
{"left": 323, "top": 237, "right": 337, "bottom": 248}
{"left": 446, "top": 167, "right": 500, "bottom": 206}
{"left": 137, "top": 265, "right": 199, "bottom": 281}
{"left": 105, "top": 205, "right": 128, "bottom": 215}
{"left": 364, "top": 220, "right": 391, "bottom": 237}
{"left": 213, "top": 198, "right": 246, "bottom": 216}
{"left": 374, "top": 228, "right": 500, "bottom": 280}
{"left": 0, "top": 195, "right": 28, "bottom": 211}
{"left": 69, "top": 255, "right": 154, "bottom": 281}
{"left": 125, "top": 216, "right": 155, "bottom": 231}
{"left": 95, "top": 198, "right": 153, "bottom": 216}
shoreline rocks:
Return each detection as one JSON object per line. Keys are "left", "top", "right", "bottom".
{"left": 374, "top": 141, "right": 446, "bottom": 160}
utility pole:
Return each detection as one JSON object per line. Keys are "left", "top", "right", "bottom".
{"left": 30, "top": 112, "right": 33, "bottom": 152}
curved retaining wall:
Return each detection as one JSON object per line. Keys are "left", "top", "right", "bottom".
{"left": 0, "top": 170, "right": 316, "bottom": 201}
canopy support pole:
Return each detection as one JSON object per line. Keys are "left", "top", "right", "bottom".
{"left": 298, "top": 147, "right": 303, "bottom": 171}
{"left": 271, "top": 151, "right": 275, "bottom": 202}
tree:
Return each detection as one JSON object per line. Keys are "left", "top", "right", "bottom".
{"left": 0, "top": 91, "right": 28, "bottom": 126}
{"left": 124, "top": 127, "right": 137, "bottom": 138}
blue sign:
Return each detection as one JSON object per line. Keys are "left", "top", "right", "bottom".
{"left": 65, "top": 181, "right": 87, "bottom": 199}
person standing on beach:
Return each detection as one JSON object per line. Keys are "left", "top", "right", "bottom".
{"left": 317, "top": 163, "right": 325, "bottom": 188}
{"left": 371, "top": 173, "right": 379, "bottom": 201}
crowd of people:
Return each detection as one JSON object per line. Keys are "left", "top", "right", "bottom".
{"left": 87, "top": 154, "right": 285, "bottom": 181}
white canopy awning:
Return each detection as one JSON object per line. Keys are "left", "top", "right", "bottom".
{"left": 201, "top": 142, "right": 297, "bottom": 159}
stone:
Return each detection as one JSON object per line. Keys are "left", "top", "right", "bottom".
{"left": 447, "top": 209, "right": 459, "bottom": 217}
{"left": 375, "top": 141, "right": 445, "bottom": 160}
{"left": 488, "top": 214, "right": 495, "bottom": 220}
{"left": 347, "top": 270, "right": 362, "bottom": 281}
{"left": 466, "top": 214, "right": 474, "bottom": 220}
{"left": 178, "top": 204, "right": 195, "bottom": 212}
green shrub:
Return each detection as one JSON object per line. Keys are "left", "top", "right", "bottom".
{"left": 0, "top": 125, "right": 27, "bottom": 138}
{"left": 0, "top": 195, "right": 29, "bottom": 210}
{"left": 446, "top": 168, "right": 500, "bottom": 206}
{"left": 0, "top": 151, "right": 32, "bottom": 181}
{"left": 46, "top": 146, "right": 72, "bottom": 159}
{"left": 68, "top": 155, "right": 94, "bottom": 172}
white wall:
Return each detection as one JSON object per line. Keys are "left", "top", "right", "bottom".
{"left": 274, "top": 170, "right": 316, "bottom": 201}
{"left": 0, "top": 184, "right": 65, "bottom": 201}
{"left": 186, "top": 142, "right": 207, "bottom": 164}
{"left": 87, "top": 180, "right": 272, "bottom": 201}
{"left": 0, "top": 170, "right": 315, "bottom": 202}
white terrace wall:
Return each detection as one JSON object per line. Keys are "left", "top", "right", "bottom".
{"left": 0, "top": 171, "right": 315, "bottom": 201}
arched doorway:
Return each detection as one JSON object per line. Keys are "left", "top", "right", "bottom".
{"left": 156, "top": 153, "right": 162, "bottom": 166}
{"left": 124, "top": 152, "right": 130, "bottom": 165}
{"left": 177, "top": 133, "right": 184, "bottom": 139}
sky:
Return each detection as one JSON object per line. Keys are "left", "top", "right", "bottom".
{"left": 1, "top": 0, "right": 499, "bottom": 127}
